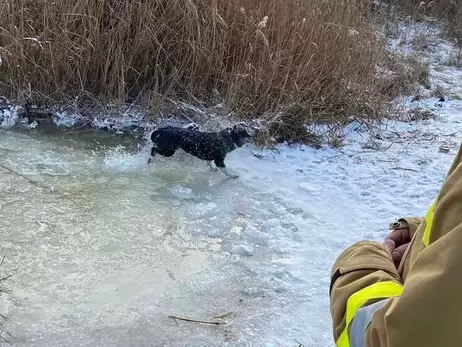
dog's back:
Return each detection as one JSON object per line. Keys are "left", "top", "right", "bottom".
{"left": 148, "top": 124, "right": 251, "bottom": 178}
{"left": 151, "top": 126, "right": 234, "bottom": 158}
{"left": 150, "top": 126, "right": 186, "bottom": 148}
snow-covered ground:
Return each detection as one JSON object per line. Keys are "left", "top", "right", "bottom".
{"left": 0, "top": 15, "right": 462, "bottom": 347}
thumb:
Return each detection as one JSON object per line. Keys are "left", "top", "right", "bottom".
{"left": 393, "top": 243, "right": 409, "bottom": 257}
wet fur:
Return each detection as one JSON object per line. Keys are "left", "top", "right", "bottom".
{"left": 148, "top": 125, "right": 251, "bottom": 178}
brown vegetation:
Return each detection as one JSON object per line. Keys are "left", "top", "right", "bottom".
{"left": 390, "top": 0, "right": 462, "bottom": 40}
{"left": 0, "top": 0, "right": 424, "bottom": 140}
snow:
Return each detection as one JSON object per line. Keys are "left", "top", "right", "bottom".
{"left": 385, "top": 15, "right": 462, "bottom": 99}
{"left": 0, "top": 106, "right": 20, "bottom": 128}
{"left": 52, "top": 111, "right": 85, "bottom": 128}
{"left": 0, "top": 13, "right": 462, "bottom": 347}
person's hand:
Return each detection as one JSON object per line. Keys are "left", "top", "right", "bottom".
{"left": 383, "top": 227, "right": 411, "bottom": 269}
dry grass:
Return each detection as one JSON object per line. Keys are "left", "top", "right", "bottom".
{"left": 443, "top": 46, "right": 462, "bottom": 67}
{"left": 408, "top": 107, "right": 438, "bottom": 121}
{"left": 390, "top": 0, "right": 462, "bottom": 41}
{"left": 0, "top": 0, "right": 409, "bottom": 141}
{"left": 377, "top": 53, "right": 430, "bottom": 99}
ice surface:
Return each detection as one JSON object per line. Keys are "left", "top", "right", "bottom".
{"left": 1, "top": 93, "right": 461, "bottom": 346}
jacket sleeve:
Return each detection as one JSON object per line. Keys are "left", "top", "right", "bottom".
{"left": 391, "top": 216, "right": 423, "bottom": 238}
{"left": 330, "top": 141, "right": 462, "bottom": 347}
{"left": 329, "top": 240, "right": 403, "bottom": 347}
{"left": 329, "top": 215, "right": 423, "bottom": 345}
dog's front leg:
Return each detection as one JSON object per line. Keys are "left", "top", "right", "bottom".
{"left": 148, "top": 147, "right": 157, "bottom": 164}
{"left": 207, "top": 161, "right": 218, "bottom": 172}
{"left": 214, "top": 159, "right": 239, "bottom": 178}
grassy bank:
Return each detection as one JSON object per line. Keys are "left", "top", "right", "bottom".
{"left": 0, "top": 0, "right": 425, "bottom": 141}
{"left": 390, "top": 0, "right": 462, "bottom": 40}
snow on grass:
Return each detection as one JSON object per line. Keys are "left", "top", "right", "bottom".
{"left": 385, "top": 15, "right": 462, "bottom": 99}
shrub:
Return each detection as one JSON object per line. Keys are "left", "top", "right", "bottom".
{"left": 0, "top": 0, "right": 393, "bottom": 140}
{"left": 390, "top": 0, "right": 462, "bottom": 40}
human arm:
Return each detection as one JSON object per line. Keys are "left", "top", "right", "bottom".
{"left": 330, "top": 142, "right": 462, "bottom": 347}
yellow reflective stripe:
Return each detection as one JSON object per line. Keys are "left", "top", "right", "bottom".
{"left": 336, "top": 281, "right": 403, "bottom": 347}
{"left": 423, "top": 200, "right": 436, "bottom": 247}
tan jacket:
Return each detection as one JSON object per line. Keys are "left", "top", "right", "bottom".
{"left": 329, "top": 141, "right": 462, "bottom": 347}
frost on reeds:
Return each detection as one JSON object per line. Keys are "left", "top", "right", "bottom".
{"left": 0, "top": 0, "right": 397, "bottom": 141}
{"left": 186, "top": 0, "right": 199, "bottom": 22}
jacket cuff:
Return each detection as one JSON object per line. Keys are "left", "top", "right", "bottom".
{"left": 330, "top": 241, "right": 400, "bottom": 296}
{"left": 390, "top": 216, "right": 424, "bottom": 238}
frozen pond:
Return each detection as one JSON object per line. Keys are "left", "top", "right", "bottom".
{"left": 0, "top": 104, "right": 454, "bottom": 346}
{"left": 0, "top": 127, "right": 329, "bottom": 346}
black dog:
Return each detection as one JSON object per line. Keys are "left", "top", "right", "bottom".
{"left": 148, "top": 124, "right": 251, "bottom": 178}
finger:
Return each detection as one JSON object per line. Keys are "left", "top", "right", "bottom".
{"left": 385, "top": 227, "right": 411, "bottom": 245}
{"left": 393, "top": 243, "right": 410, "bottom": 258}
{"left": 384, "top": 228, "right": 409, "bottom": 243}
{"left": 383, "top": 239, "right": 395, "bottom": 252}
{"left": 392, "top": 251, "right": 401, "bottom": 267}
{"left": 392, "top": 242, "right": 410, "bottom": 266}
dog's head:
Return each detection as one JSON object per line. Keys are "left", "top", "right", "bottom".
{"left": 230, "top": 124, "right": 252, "bottom": 147}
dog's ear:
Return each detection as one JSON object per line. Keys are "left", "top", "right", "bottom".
{"left": 233, "top": 123, "right": 245, "bottom": 131}
{"left": 233, "top": 123, "right": 253, "bottom": 137}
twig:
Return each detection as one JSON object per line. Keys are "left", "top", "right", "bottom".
{"left": 0, "top": 163, "right": 50, "bottom": 190}
{"left": 252, "top": 152, "right": 264, "bottom": 160}
{"left": 331, "top": 147, "right": 349, "bottom": 156}
{"left": 382, "top": 141, "right": 395, "bottom": 151}
{"left": 168, "top": 315, "right": 227, "bottom": 325}
{"left": 0, "top": 273, "right": 13, "bottom": 283}
{"left": 390, "top": 167, "right": 419, "bottom": 172}
{"left": 0, "top": 258, "right": 13, "bottom": 344}
{"left": 0, "top": 318, "right": 14, "bottom": 345}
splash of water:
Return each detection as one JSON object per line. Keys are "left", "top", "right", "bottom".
{"left": 102, "top": 144, "right": 150, "bottom": 173}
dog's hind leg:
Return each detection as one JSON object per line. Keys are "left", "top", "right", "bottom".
{"left": 214, "top": 158, "right": 239, "bottom": 178}
{"left": 148, "top": 147, "right": 158, "bottom": 164}
{"left": 207, "top": 161, "right": 218, "bottom": 172}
